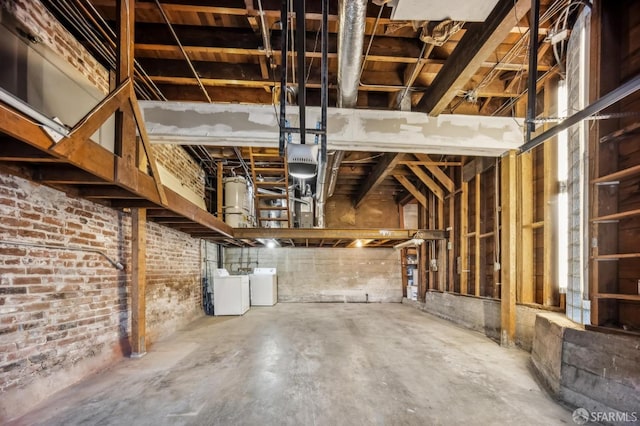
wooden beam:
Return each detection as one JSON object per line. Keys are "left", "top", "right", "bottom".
{"left": 448, "top": 168, "right": 455, "bottom": 292}
{"left": 114, "top": 0, "right": 138, "bottom": 189}
{"left": 128, "top": 87, "right": 168, "bottom": 205}
{"left": 416, "top": 0, "right": 530, "bottom": 115}
{"left": 407, "top": 165, "right": 444, "bottom": 200}
{"left": 393, "top": 175, "right": 427, "bottom": 207}
{"left": 35, "top": 166, "right": 110, "bottom": 185}
{"left": 354, "top": 153, "right": 404, "bottom": 208}
{"left": 234, "top": 228, "right": 446, "bottom": 240}
{"left": 81, "top": 187, "right": 144, "bottom": 199}
{"left": 413, "top": 154, "right": 456, "bottom": 192}
{"left": 518, "top": 152, "right": 534, "bottom": 303}
{"left": 131, "top": 208, "right": 147, "bottom": 357}
{"left": 0, "top": 143, "right": 61, "bottom": 162}
{"left": 500, "top": 150, "right": 517, "bottom": 346}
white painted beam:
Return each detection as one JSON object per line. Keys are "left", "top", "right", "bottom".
{"left": 140, "top": 101, "right": 524, "bottom": 157}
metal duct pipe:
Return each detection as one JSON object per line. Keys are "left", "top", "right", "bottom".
{"left": 337, "top": 0, "right": 368, "bottom": 108}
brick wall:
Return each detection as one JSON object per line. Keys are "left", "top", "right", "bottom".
{"left": 0, "top": 170, "right": 203, "bottom": 421}
{"left": 153, "top": 144, "right": 206, "bottom": 200}
{"left": 145, "top": 221, "right": 201, "bottom": 342}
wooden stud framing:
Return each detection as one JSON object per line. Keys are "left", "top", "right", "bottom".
{"left": 518, "top": 151, "right": 535, "bottom": 303}
{"left": 460, "top": 180, "right": 469, "bottom": 295}
{"left": 448, "top": 172, "right": 455, "bottom": 292}
{"left": 500, "top": 150, "right": 517, "bottom": 346}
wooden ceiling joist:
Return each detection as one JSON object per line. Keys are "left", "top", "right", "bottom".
{"left": 353, "top": 153, "right": 405, "bottom": 208}
{"left": 234, "top": 228, "right": 446, "bottom": 241}
{"left": 393, "top": 175, "right": 427, "bottom": 207}
{"left": 416, "top": 0, "right": 531, "bottom": 115}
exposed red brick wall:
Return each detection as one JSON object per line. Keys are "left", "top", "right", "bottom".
{"left": 0, "top": 171, "right": 203, "bottom": 420}
{"left": 153, "top": 144, "right": 206, "bottom": 200}
{"left": 145, "top": 221, "right": 201, "bottom": 342}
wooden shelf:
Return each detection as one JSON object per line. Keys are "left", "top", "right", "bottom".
{"left": 592, "top": 164, "right": 640, "bottom": 184}
{"left": 599, "top": 121, "right": 640, "bottom": 144}
{"left": 594, "top": 293, "right": 640, "bottom": 302}
{"left": 593, "top": 253, "right": 640, "bottom": 260}
{"left": 591, "top": 208, "right": 640, "bottom": 222}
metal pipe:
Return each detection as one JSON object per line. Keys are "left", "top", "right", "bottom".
{"left": 1, "top": 240, "right": 124, "bottom": 270}
{"left": 520, "top": 73, "right": 640, "bottom": 152}
{"left": 321, "top": 0, "right": 328, "bottom": 164}
{"left": 154, "top": 0, "right": 212, "bottom": 103}
{"left": 337, "top": 0, "right": 367, "bottom": 108}
{"left": 294, "top": 0, "right": 306, "bottom": 144}
{"left": 279, "top": 0, "right": 288, "bottom": 156}
{"left": 0, "top": 87, "right": 70, "bottom": 138}
{"left": 525, "top": 0, "right": 541, "bottom": 141}
{"left": 256, "top": 0, "right": 273, "bottom": 60}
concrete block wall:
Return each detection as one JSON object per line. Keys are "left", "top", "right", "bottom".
{"left": 224, "top": 247, "right": 402, "bottom": 303}
{"left": 0, "top": 171, "right": 203, "bottom": 421}
{"left": 532, "top": 313, "right": 640, "bottom": 424}
{"left": 404, "top": 292, "right": 550, "bottom": 351}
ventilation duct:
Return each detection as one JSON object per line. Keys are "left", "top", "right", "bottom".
{"left": 337, "top": 0, "right": 367, "bottom": 108}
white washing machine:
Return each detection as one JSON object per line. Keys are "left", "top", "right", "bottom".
{"left": 213, "top": 269, "right": 250, "bottom": 316}
{"left": 249, "top": 268, "right": 278, "bottom": 306}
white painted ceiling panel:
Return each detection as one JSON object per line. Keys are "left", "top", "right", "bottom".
{"left": 389, "top": 0, "right": 500, "bottom": 22}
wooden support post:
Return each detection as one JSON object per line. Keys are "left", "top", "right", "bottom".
{"left": 519, "top": 152, "right": 535, "bottom": 303}
{"left": 417, "top": 199, "right": 428, "bottom": 302}
{"left": 115, "top": 0, "right": 138, "bottom": 186}
{"left": 131, "top": 208, "right": 147, "bottom": 357}
{"left": 438, "top": 196, "right": 445, "bottom": 291}
{"left": 460, "top": 180, "right": 469, "bottom": 295}
{"left": 475, "top": 173, "right": 481, "bottom": 296}
{"left": 448, "top": 177, "right": 455, "bottom": 292}
{"left": 501, "top": 150, "right": 517, "bottom": 346}
{"left": 428, "top": 192, "right": 436, "bottom": 290}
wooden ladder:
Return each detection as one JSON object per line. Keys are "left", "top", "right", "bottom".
{"left": 249, "top": 147, "right": 291, "bottom": 228}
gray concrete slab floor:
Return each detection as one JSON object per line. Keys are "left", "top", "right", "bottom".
{"left": 9, "top": 303, "right": 573, "bottom": 426}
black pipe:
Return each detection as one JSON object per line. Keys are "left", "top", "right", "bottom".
{"left": 321, "top": 0, "right": 328, "bottom": 163}
{"left": 279, "top": 0, "right": 288, "bottom": 156}
{"left": 520, "top": 73, "right": 640, "bottom": 152}
{"left": 295, "top": 0, "right": 306, "bottom": 144}
{"left": 525, "top": 0, "right": 541, "bottom": 142}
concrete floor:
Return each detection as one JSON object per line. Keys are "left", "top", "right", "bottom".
{"left": 10, "top": 303, "right": 572, "bottom": 426}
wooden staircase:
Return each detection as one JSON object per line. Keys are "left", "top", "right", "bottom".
{"left": 249, "top": 147, "right": 291, "bottom": 228}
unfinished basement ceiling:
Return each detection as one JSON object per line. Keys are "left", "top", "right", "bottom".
{"left": 39, "top": 0, "right": 561, "bottom": 229}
